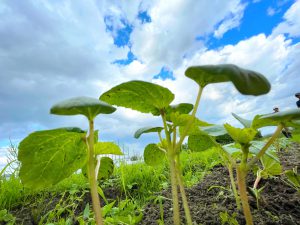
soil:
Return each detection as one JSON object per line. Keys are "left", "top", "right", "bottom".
{"left": 9, "top": 186, "right": 123, "bottom": 225}
{"left": 141, "top": 142, "right": 300, "bottom": 225}
{"left": 8, "top": 142, "right": 300, "bottom": 225}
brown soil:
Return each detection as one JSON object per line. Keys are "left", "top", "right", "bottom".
{"left": 8, "top": 142, "right": 300, "bottom": 225}
{"left": 140, "top": 143, "right": 300, "bottom": 225}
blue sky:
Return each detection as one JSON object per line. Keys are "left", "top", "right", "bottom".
{"left": 0, "top": 0, "right": 300, "bottom": 169}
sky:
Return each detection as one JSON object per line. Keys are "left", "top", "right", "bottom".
{"left": 0, "top": 0, "right": 300, "bottom": 169}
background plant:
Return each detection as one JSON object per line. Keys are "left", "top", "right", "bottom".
{"left": 17, "top": 96, "right": 121, "bottom": 225}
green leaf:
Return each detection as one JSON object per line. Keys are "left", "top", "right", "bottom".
{"left": 94, "top": 142, "right": 123, "bottom": 155}
{"left": 252, "top": 109, "right": 300, "bottom": 129}
{"left": 98, "top": 157, "right": 114, "bottom": 180}
{"left": 201, "top": 125, "right": 228, "bottom": 136}
{"left": 177, "top": 115, "right": 211, "bottom": 135}
{"left": 224, "top": 123, "right": 257, "bottom": 145}
{"left": 102, "top": 201, "right": 115, "bottom": 217}
{"left": 97, "top": 186, "right": 108, "bottom": 204}
{"left": 185, "top": 64, "right": 271, "bottom": 96}
{"left": 134, "top": 126, "right": 164, "bottom": 139}
{"left": 232, "top": 113, "right": 252, "bottom": 128}
{"left": 83, "top": 203, "right": 90, "bottom": 220}
{"left": 144, "top": 144, "right": 166, "bottom": 167}
{"left": 285, "top": 170, "right": 300, "bottom": 189}
{"left": 100, "top": 80, "right": 174, "bottom": 115}
{"left": 18, "top": 128, "right": 87, "bottom": 190}
{"left": 50, "top": 96, "right": 116, "bottom": 120}
{"left": 188, "top": 134, "right": 217, "bottom": 152}
{"left": 168, "top": 103, "right": 193, "bottom": 114}
{"left": 260, "top": 154, "right": 282, "bottom": 178}
{"left": 249, "top": 141, "right": 278, "bottom": 162}
{"left": 222, "top": 144, "right": 241, "bottom": 158}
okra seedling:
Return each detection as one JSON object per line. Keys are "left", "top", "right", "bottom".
{"left": 184, "top": 64, "right": 271, "bottom": 225}
{"left": 18, "top": 96, "right": 121, "bottom": 225}
{"left": 100, "top": 64, "right": 271, "bottom": 225}
{"left": 100, "top": 82, "right": 195, "bottom": 225}
{"left": 222, "top": 108, "right": 300, "bottom": 225}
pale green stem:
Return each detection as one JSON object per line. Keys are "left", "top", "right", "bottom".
{"left": 228, "top": 164, "right": 241, "bottom": 210}
{"left": 175, "top": 155, "right": 193, "bottom": 225}
{"left": 158, "top": 131, "right": 163, "bottom": 144}
{"left": 88, "top": 120, "right": 104, "bottom": 225}
{"left": 248, "top": 123, "right": 284, "bottom": 168}
{"left": 237, "top": 166, "right": 253, "bottom": 225}
{"left": 161, "top": 113, "right": 180, "bottom": 225}
{"left": 173, "top": 126, "right": 177, "bottom": 150}
{"left": 253, "top": 171, "right": 262, "bottom": 189}
{"left": 175, "top": 86, "right": 204, "bottom": 151}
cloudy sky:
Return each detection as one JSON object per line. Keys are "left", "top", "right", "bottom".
{"left": 1, "top": 0, "right": 299, "bottom": 169}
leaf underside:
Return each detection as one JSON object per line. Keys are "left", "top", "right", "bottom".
{"left": 94, "top": 142, "right": 123, "bottom": 155}
{"left": 100, "top": 80, "right": 174, "bottom": 115}
{"left": 134, "top": 126, "right": 164, "bottom": 139}
{"left": 98, "top": 157, "right": 114, "bottom": 180}
{"left": 232, "top": 113, "right": 252, "bottom": 128}
{"left": 252, "top": 109, "right": 300, "bottom": 129}
{"left": 50, "top": 96, "right": 116, "bottom": 120}
{"left": 144, "top": 144, "right": 166, "bottom": 166}
{"left": 185, "top": 64, "right": 271, "bottom": 96}
{"left": 188, "top": 134, "right": 217, "bottom": 152}
{"left": 18, "top": 128, "right": 87, "bottom": 190}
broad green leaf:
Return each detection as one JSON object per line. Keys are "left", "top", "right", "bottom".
{"left": 100, "top": 80, "right": 174, "bottom": 115}
{"left": 165, "top": 103, "right": 193, "bottom": 121}
{"left": 222, "top": 144, "right": 242, "bottom": 158}
{"left": 18, "top": 128, "right": 87, "bottom": 189}
{"left": 224, "top": 123, "right": 257, "bottom": 145}
{"left": 144, "top": 144, "right": 166, "bottom": 167}
{"left": 168, "top": 103, "right": 193, "bottom": 114}
{"left": 134, "top": 126, "right": 164, "bottom": 139}
{"left": 252, "top": 109, "right": 300, "bottom": 129}
{"left": 94, "top": 142, "right": 123, "bottom": 155}
{"left": 98, "top": 157, "right": 114, "bottom": 180}
{"left": 232, "top": 113, "right": 252, "bottom": 128}
{"left": 188, "top": 134, "right": 217, "bottom": 152}
{"left": 285, "top": 170, "right": 300, "bottom": 189}
{"left": 201, "top": 125, "right": 228, "bottom": 136}
{"left": 178, "top": 116, "right": 211, "bottom": 135}
{"left": 50, "top": 96, "right": 116, "bottom": 120}
{"left": 260, "top": 154, "right": 282, "bottom": 178}
{"left": 249, "top": 141, "right": 278, "bottom": 162}
{"left": 185, "top": 64, "right": 271, "bottom": 96}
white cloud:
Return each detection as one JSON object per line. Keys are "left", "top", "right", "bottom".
{"left": 272, "top": 1, "right": 300, "bottom": 37}
{"left": 214, "top": 2, "right": 246, "bottom": 38}
{"left": 156, "top": 33, "right": 299, "bottom": 127}
{"left": 0, "top": 0, "right": 300, "bottom": 159}
{"left": 131, "top": 0, "right": 245, "bottom": 69}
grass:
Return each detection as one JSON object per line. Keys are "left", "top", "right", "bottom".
{"left": 0, "top": 147, "right": 223, "bottom": 224}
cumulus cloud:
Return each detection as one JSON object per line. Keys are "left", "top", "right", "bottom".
{"left": 130, "top": 0, "right": 245, "bottom": 70}
{"left": 0, "top": 0, "right": 300, "bottom": 169}
{"left": 272, "top": 1, "right": 300, "bottom": 37}
{"left": 157, "top": 33, "right": 299, "bottom": 129}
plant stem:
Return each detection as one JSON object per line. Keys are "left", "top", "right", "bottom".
{"left": 253, "top": 172, "right": 261, "bottom": 189}
{"left": 228, "top": 164, "right": 241, "bottom": 210}
{"left": 248, "top": 123, "right": 283, "bottom": 168}
{"left": 175, "top": 86, "right": 204, "bottom": 151}
{"left": 175, "top": 156, "right": 193, "bottom": 225}
{"left": 161, "top": 113, "right": 180, "bottom": 225}
{"left": 158, "top": 131, "right": 163, "bottom": 144}
{"left": 88, "top": 120, "right": 103, "bottom": 225}
{"left": 237, "top": 166, "right": 253, "bottom": 225}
